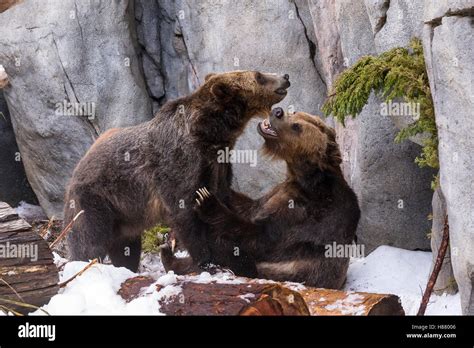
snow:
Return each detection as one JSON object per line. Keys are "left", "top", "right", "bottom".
{"left": 324, "top": 293, "right": 366, "bottom": 316}
{"left": 32, "top": 261, "right": 181, "bottom": 315}
{"left": 15, "top": 201, "right": 47, "bottom": 223}
{"left": 344, "top": 245, "right": 461, "bottom": 315}
{"left": 156, "top": 272, "right": 178, "bottom": 286}
{"left": 30, "top": 245, "right": 461, "bottom": 315}
{"left": 239, "top": 293, "right": 256, "bottom": 303}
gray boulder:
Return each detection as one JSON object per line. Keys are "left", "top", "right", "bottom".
{"left": 364, "top": 0, "right": 390, "bottom": 35}
{"left": 347, "top": 93, "right": 434, "bottom": 252}
{"left": 309, "top": 0, "right": 434, "bottom": 252}
{"left": 367, "top": 0, "right": 429, "bottom": 146}
{"left": 423, "top": 2, "right": 474, "bottom": 314}
{"left": 370, "top": 0, "right": 424, "bottom": 53}
{"left": 0, "top": 0, "right": 152, "bottom": 217}
{"left": 137, "top": 0, "right": 328, "bottom": 198}
{"left": 0, "top": 92, "right": 38, "bottom": 206}
{"left": 307, "top": 0, "right": 344, "bottom": 88}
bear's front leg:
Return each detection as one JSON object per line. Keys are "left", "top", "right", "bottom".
{"left": 194, "top": 187, "right": 228, "bottom": 224}
{"left": 194, "top": 187, "right": 262, "bottom": 237}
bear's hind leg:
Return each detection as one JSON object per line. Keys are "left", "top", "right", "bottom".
{"left": 160, "top": 244, "right": 201, "bottom": 275}
{"left": 173, "top": 216, "right": 211, "bottom": 266}
{"left": 67, "top": 207, "right": 111, "bottom": 263}
{"left": 108, "top": 229, "right": 142, "bottom": 272}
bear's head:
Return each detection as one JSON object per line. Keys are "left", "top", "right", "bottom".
{"left": 202, "top": 70, "right": 290, "bottom": 116}
{"left": 258, "top": 107, "right": 342, "bottom": 175}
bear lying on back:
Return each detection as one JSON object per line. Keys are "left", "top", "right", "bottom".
{"left": 64, "top": 71, "right": 290, "bottom": 272}
{"left": 162, "top": 108, "right": 360, "bottom": 289}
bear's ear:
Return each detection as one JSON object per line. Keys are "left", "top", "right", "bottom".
{"left": 205, "top": 73, "right": 216, "bottom": 82}
{"left": 210, "top": 81, "right": 234, "bottom": 100}
{"left": 324, "top": 127, "right": 342, "bottom": 169}
{"left": 325, "top": 126, "right": 337, "bottom": 142}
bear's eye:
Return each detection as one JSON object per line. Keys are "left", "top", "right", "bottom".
{"left": 291, "top": 123, "right": 301, "bottom": 133}
{"left": 255, "top": 72, "right": 266, "bottom": 85}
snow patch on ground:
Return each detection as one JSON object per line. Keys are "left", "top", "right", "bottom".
{"left": 33, "top": 260, "right": 182, "bottom": 315}
{"left": 33, "top": 245, "right": 461, "bottom": 315}
{"left": 15, "top": 201, "right": 47, "bottom": 223}
{"left": 344, "top": 245, "right": 461, "bottom": 315}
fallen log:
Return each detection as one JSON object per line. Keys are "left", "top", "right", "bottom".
{"left": 0, "top": 202, "right": 59, "bottom": 314}
{"left": 300, "top": 288, "right": 404, "bottom": 316}
{"left": 0, "top": 65, "right": 8, "bottom": 89}
{"left": 160, "top": 282, "right": 310, "bottom": 316}
{"left": 119, "top": 276, "right": 405, "bottom": 316}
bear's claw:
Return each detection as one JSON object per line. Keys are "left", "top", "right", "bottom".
{"left": 162, "top": 233, "right": 177, "bottom": 253}
{"left": 195, "top": 187, "right": 211, "bottom": 206}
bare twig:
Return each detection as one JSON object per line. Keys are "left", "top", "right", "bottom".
{"left": 0, "top": 304, "right": 23, "bottom": 316}
{"left": 56, "top": 260, "right": 69, "bottom": 271}
{"left": 49, "top": 210, "right": 84, "bottom": 249}
{"left": 417, "top": 216, "right": 449, "bottom": 315}
{"left": 58, "top": 258, "right": 98, "bottom": 288}
{"left": 0, "top": 296, "right": 50, "bottom": 315}
{"left": 39, "top": 216, "right": 55, "bottom": 239}
{"left": 0, "top": 278, "right": 24, "bottom": 302}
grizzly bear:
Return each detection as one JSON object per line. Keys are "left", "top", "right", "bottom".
{"left": 161, "top": 107, "right": 360, "bottom": 289}
{"left": 64, "top": 71, "right": 290, "bottom": 272}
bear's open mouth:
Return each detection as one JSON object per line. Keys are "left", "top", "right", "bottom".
{"left": 274, "top": 88, "right": 288, "bottom": 96}
{"left": 258, "top": 118, "right": 278, "bottom": 137}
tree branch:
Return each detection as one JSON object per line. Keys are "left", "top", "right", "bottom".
{"left": 417, "top": 215, "right": 450, "bottom": 315}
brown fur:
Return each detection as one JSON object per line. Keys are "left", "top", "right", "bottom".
{"left": 88, "top": 128, "right": 121, "bottom": 152}
{"left": 64, "top": 71, "right": 290, "bottom": 271}
{"left": 162, "top": 109, "right": 360, "bottom": 289}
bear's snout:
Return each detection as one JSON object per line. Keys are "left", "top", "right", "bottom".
{"left": 281, "top": 74, "right": 290, "bottom": 89}
{"left": 273, "top": 74, "right": 290, "bottom": 97}
{"left": 272, "top": 107, "right": 284, "bottom": 119}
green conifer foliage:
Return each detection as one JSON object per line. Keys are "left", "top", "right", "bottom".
{"left": 322, "top": 38, "right": 439, "bottom": 173}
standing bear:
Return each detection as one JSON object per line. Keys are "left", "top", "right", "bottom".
{"left": 64, "top": 71, "right": 290, "bottom": 272}
{"left": 162, "top": 108, "right": 360, "bottom": 289}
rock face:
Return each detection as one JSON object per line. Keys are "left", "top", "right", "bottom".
{"left": 423, "top": 1, "right": 474, "bottom": 314}
{"left": 371, "top": 0, "right": 424, "bottom": 53}
{"left": 307, "top": 0, "right": 344, "bottom": 89}
{"left": 0, "top": 0, "right": 152, "bottom": 217}
{"left": 0, "top": 0, "right": 473, "bottom": 313}
{"left": 308, "top": 0, "right": 434, "bottom": 252}
{"left": 0, "top": 0, "right": 436, "bottom": 247}
{"left": 136, "top": 0, "right": 328, "bottom": 198}
{"left": 0, "top": 92, "right": 38, "bottom": 206}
